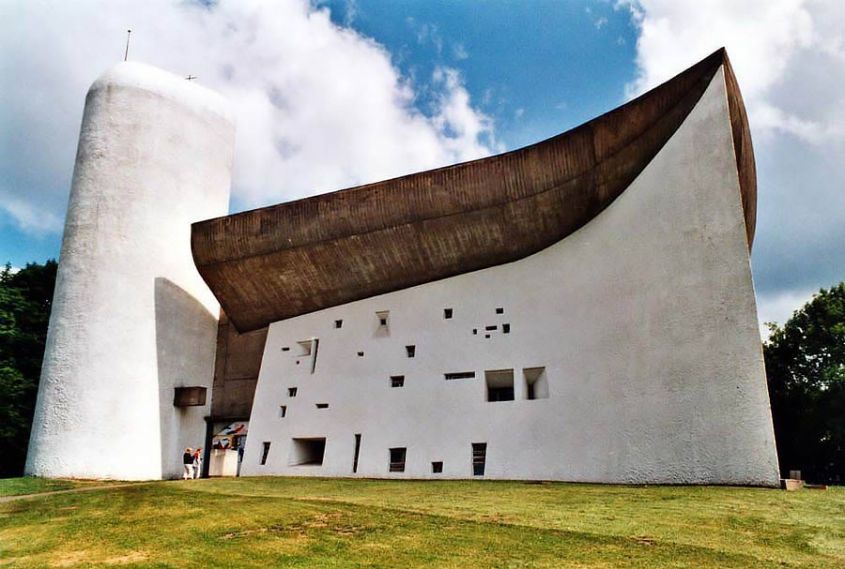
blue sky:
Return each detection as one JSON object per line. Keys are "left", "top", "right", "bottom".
{"left": 321, "top": 0, "right": 638, "bottom": 149}
{"left": 2, "top": 0, "right": 844, "bottom": 334}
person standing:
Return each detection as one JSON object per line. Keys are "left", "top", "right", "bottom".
{"left": 182, "top": 448, "right": 193, "bottom": 480}
{"left": 192, "top": 448, "right": 203, "bottom": 479}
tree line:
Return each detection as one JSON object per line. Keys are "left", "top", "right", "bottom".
{"left": 0, "top": 260, "right": 842, "bottom": 482}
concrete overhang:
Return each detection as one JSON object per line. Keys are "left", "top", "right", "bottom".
{"left": 192, "top": 48, "right": 756, "bottom": 333}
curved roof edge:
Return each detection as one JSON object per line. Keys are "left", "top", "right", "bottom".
{"left": 193, "top": 48, "right": 756, "bottom": 332}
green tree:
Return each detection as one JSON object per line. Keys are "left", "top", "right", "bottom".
{"left": 765, "top": 282, "right": 845, "bottom": 483}
{"left": 0, "top": 260, "right": 57, "bottom": 478}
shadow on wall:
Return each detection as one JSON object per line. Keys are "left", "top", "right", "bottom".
{"left": 154, "top": 277, "right": 217, "bottom": 479}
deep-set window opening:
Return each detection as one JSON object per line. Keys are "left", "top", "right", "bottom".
{"left": 279, "top": 405, "right": 287, "bottom": 418}
{"left": 335, "top": 319, "right": 343, "bottom": 329}
{"left": 389, "top": 447, "right": 406, "bottom": 472}
{"left": 390, "top": 375, "right": 405, "bottom": 387}
{"left": 377, "top": 310, "right": 390, "bottom": 328}
{"left": 444, "top": 371, "right": 475, "bottom": 380}
{"left": 352, "top": 434, "right": 361, "bottom": 473}
{"left": 444, "top": 308, "right": 453, "bottom": 319}
{"left": 290, "top": 438, "right": 326, "bottom": 466}
{"left": 260, "top": 442, "right": 271, "bottom": 465}
{"left": 316, "top": 403, "right": 329, "bottom": 409}
{"left": 288, "top": 387, "right": 298, "bottom": 397}
{"left": 486, "top": 369, "right": 515, "bottom": 401}
{"left": 432, "top": 461, "right": 443, "bottom": 474}
{"left": 524, "top": 367, "right": 549, "bottom": 400}
{"left": 405, "top": 345, "right": 416, "bottom": 358}
{"left": 472, "top": 443, "right": 487, "bottom": 476}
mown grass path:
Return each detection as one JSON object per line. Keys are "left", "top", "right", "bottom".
{"left": 1, "top": 477, "right": 842, "bottom": 567}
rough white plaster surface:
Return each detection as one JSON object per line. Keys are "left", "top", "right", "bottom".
{"left": 25, "top": 62, "right": 234, "bottom": 480}
{"left": 243, "top": 67, "right": 780, "bottom": 485}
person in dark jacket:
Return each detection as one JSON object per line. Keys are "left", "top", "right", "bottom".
{"left": 182, "top": 448, "right": 193, "bottom": 480}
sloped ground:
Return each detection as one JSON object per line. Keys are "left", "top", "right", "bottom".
{"left": 0, "top": 477, "right": 842, "bottom": 567}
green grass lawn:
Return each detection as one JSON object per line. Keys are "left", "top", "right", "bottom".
{"left": 0, "top": 476, "right": 116, "bottom": 497}
{"left": 1, "top": 477, "right": 842, "bottom": 568}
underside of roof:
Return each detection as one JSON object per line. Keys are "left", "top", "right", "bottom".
{"left": 192, "top": 48, "right": 756, "bottom": 333}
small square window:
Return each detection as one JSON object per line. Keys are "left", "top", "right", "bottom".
{"left": 357, "top": 351, "right": 364, "bottom": 357}
{"left": 377, "top": 310, "right": 390, "bottom": 328}
{"left": 444, "top": 308, "right": 453, "bottom": 319}
{"left": 405, "top": 345, "right": 416, "bottom": 358}
{"left": 472, "top": 329, "right": 478, "bottom": 335}
{"left": 432, "top": 461, "right": 443, "bottom": 474}
{"left": 390, "top": 375, "right": 405, "bottom": 387}
{"left": 335, "top": 319, "right": 343, "bottom": 329}
{"left": 279, "top": 405, "right": 287, "bottom": 418}
{"left": 288, "top": 387, "right": 297, "bottom": 397}
{"left": 495, "top": 307, "right": 504, "bottom": 314}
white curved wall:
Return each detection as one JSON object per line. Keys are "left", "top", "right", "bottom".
{"left": 243, "top": 67, "right": 780, "bottom": 485}
{"left": 26, "top": 63, "right": 234, "bottom": 480}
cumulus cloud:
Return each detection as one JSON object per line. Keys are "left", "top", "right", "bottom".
{"left": 0, "top": 0, "right": 495, "bottom": 233}
{"left": 621, "top": 0, "right": 845, "bottom": 337}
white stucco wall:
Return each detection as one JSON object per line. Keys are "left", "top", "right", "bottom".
{"left": 25, "top": 62, "right": 234, "bottom": 480}
{"left": 243, "top": 67, "right": 779, "bottom": 485}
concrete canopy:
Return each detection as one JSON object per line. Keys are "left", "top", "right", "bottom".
{"left": 192, "top": 49, "right": 756, "bottom": 333}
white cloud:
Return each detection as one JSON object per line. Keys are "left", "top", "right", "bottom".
{"left": 621, "top": 0, "right": 845, "bottom": 305}
{"left": 0, "top": 0, "right": 495, "bottom": 233}
{"left": 756, "top": 288, "right": 815, "bottom": 340}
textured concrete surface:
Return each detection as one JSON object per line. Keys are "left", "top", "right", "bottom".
{"left": 242, "top": 67, "right": 779, "bottom": 485}
{"left": 25, "top": 62, "right": 234, "bottom": 480}
{"left": 193, "top": 50, "right": 756, "bottom": 333}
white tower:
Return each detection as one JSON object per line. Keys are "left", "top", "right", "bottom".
{"left": 25, "top": 63, "right": 235, "bottom": 480}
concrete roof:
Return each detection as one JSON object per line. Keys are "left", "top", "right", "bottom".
{"left": 192, "top": 48, "right": 756, "bottom": 333}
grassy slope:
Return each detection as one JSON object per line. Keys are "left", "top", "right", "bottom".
{"left": 0, "top": 477, "right": 842, "bottom": 568}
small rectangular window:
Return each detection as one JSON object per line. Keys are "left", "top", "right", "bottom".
{"left": 432, "top": 461, "right": 443, "bottom": 474}
{"left": 316, "top": 403, "right": 329, "bottom": 409}
{"left": 357, "top": 351, "right": 364, "bottom": 357}
{"left": 279, "top": 405, "right": 287, "bottom": 418}
{"left": 472, "top": 329, "right": 478, "bottom": 335}
{"left": 390, "top": 375, "right": 405, "bottom": 387}
{"left": 502, "top": 323, "right": 510, "bottom": 334}
{"left": 352, "top": 434, "right": 361, "bottom": 473}
{"left": 495, "top": 307, "right": 504, "bottom": 314}
{"left": 335, "top": 319, "right": 343, "bottom": 329}
{"left": 288, "top": 387, "right": 298, "bottom": 397}
{"left": 472, "top": 443, "right": 486, "bottom": 476}
{"left": 377, "top": 310, "right": 390, "bottom": 328}
{"left": 389, "top": 447, "right": 406, "bottom": 472}
{"left": 444, "top": 308, "right": 453, "bottom": 319}
{"left": 405, "top": 345, "right": 415, "bottom": 358}
{"left": 260, "top": 442, "right": 271, "bottom": 465}
{"left": 485, "top": 325, "right": 497, "bottom": 331}
{"left": 297, "top": 340, "right": 313, "bottom": 356}
{"left": 281, "top": 346, "right": 290, "bottom": 352}
{"left": 444, "top": 371, "right": 475, "bottom": 380}
{"left": 485, "top": 369, "right": 515, "bottom": 402}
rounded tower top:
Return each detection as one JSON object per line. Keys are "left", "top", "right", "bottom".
{"left": 89, "top": 61, "right": 234, "bottom": 125}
